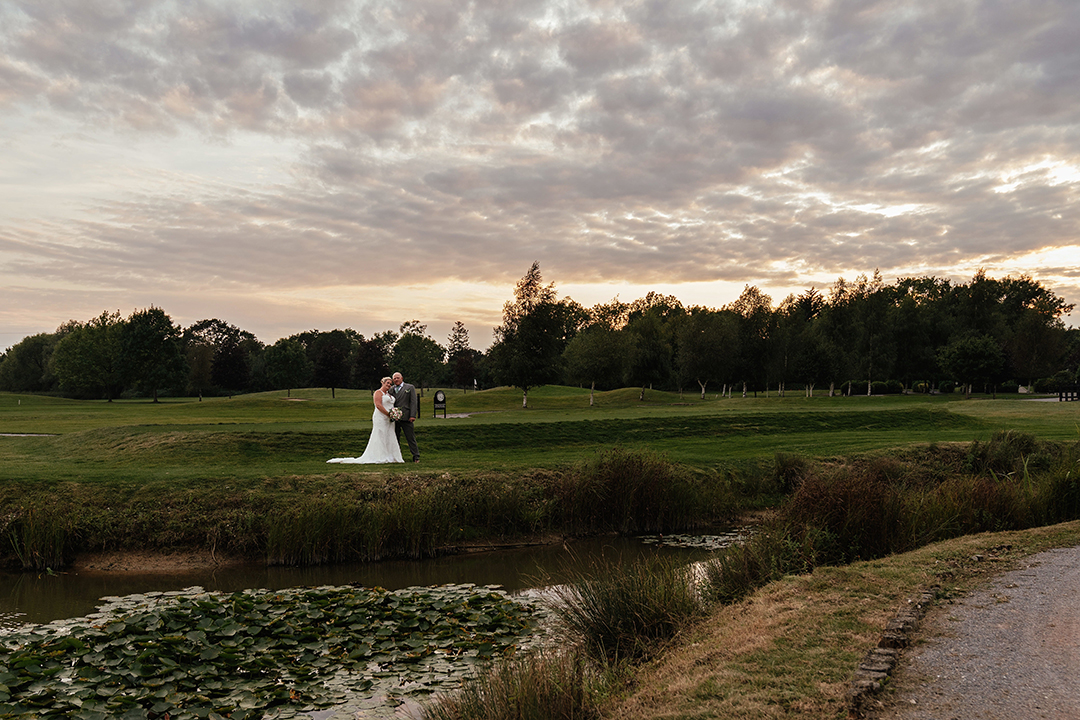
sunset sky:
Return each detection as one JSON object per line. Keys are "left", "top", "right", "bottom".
{"left": 2, "top": 0, "right": 1079, "bottom": 352}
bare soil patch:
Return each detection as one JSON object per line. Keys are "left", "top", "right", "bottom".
{"left": 72, "top": 549, "right": 248, "bottom": 574}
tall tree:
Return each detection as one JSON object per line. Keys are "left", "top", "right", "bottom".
{"left": 50, "top": 310, "right": 126, "bottom": 400}
{"left": 726, "top": 285, "right": 774, "bottom": 396}
{"left": 352, "top": 336, "right": 390, "bottom": 390}
{"left": 311, "top": 330, "right": 354, "bottom": 398}
{"left": 263, "top": 338, "right": 313, "bottom": 396}
{"left": 446, "top": 321, "right": 478, "bottom": 392}
{"left": 392, "top": 321, "right": 446, "bottom": 393}
{"left": 184, "top": 319, "right": 262, "bottom": 394}
{"left": 675, "top": 307, "right": 740, "bottom": 399}
{"left": 0, "top": 333, "right": 59, "bottom": 392}
{"left": 563, "top": 324, "right": 630, "bottom": 405}
{"left": 489, "top": 262, "right": 581, "bottom": 408}
{"left": 122, "top": 307, "right": 186, "bottom": 402}
{"left": 937, "top": 333, "right": 1007, "bottom": 398}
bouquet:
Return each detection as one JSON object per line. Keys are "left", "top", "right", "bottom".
{"left": 388, "top": 407, "right": 403, "bottom": 421}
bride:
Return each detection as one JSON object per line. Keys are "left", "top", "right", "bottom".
{"left": 327, "top": 377, "right": 404, "bottom": 464}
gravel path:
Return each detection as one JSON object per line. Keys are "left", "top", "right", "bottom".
{"left": 877, "top": 545, "right": 1080, "bottom": 719}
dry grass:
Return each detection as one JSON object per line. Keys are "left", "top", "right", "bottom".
{"left": 603, "top": 520, "right": 1080, "bottom": 719}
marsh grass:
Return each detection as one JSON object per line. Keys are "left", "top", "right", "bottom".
{"left": 0, "top": 449, "right": 733, "bottom": 568}
{"left": 611, "top": 522, "right": 1080, "bottom": 720}
{"left": 704, "top": 431, "right": 1080, "bottom": 605}
{"left": 546, "top": 554, "right": 708, "bottom": 664}
{"left": 421, "top": 650, "right": 606, "bottom": 720}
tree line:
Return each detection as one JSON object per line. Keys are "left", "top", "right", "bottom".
{"left": 2, "top": 263, "right": 1078, "bottom": 402}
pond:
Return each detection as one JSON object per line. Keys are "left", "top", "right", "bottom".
{"left": 1, "top": 532, "right": 741, "bottom": 630}
{"left": 0, "top": 532, "right": 742, "bottom": 719}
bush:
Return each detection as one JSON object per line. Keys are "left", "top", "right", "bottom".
{"left": 938, "top": 381, "right": 955, "bottom": 393}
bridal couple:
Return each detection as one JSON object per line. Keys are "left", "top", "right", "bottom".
{"left": 327, "top": 372, "right": 419, "bottom": 464}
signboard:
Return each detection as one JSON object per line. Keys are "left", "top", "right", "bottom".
{"left": 433, "top": 390, "right": 447, "bottom": 418}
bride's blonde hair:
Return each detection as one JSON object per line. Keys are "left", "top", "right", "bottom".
{"left": 381, "top": 376, "right": 392, "bottom": 385}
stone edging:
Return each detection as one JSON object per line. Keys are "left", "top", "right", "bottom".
{"left": 847, "top": 587, "right": 938, "bottom": 718}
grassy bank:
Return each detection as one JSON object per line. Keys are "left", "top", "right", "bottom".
{"left": 2, "top": 387, "right": 1078, "bottom": 569}
{"left": 421, "top": 431, "right": 1080, "bottom": 720}
{"left": 607, "top": 521, "right": 1080, "bottom": 720}
{"left": 0, "top": 448, "right": 736, "bottom": 570}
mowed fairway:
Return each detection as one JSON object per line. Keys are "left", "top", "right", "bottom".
{"left": 2, "top": 386, "right": 1078, "bottom": 486}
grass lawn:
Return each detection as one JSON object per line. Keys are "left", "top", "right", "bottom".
{"left": 1, "top": 386, "right": 1077, "bottom": 485}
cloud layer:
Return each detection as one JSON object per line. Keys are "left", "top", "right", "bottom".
{"left": 2, "top": 0, "right": 1079, "bottom": 345}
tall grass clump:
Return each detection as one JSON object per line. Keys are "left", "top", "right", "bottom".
{"left": 545, "top": 554, "right": 707, "bottom": 664}
{"left": 553, "top": 448, "right": 728, "bottom": 535}
{"left": 4, "top": 503, "right": 70, "bottom": 570}
{"left": 422, "top": 554, "right": 706, "bottom": 720}
{"left": 421, "top": 650, "right": 604, "bottom": 720}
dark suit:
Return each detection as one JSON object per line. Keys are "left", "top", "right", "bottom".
{"left": 391, "top": 381, "right": 420, "bottom": 461}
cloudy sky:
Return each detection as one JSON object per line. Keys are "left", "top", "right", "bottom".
{"left": 2, "top": 0, "right": 1079, "bottom": 351}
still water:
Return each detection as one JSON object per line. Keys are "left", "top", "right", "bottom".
{"left": 1, "top": 535, "right": 726, "bottom": 631}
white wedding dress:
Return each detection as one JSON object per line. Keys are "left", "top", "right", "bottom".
{"left": 327, "top": 392, "right": 404, "bottom": 464}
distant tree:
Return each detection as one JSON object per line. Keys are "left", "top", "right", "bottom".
{"left": 392, "top": 321, "right": 445, "bottom": 393}
{"left": 446, "top": 321, "right": 475, "bottom": 392}
{"left": 489, "top": 262, "right": 581, "bottom": 408}
{"left": 0, "top": 333, "right": 59, "bottom": 392}
{"left": 625, "top": 293, "right": 684, "bottom": 400}
{"left": 726, "top": 285, "right": 774, "bottom": 396}
{"left": 937, "top": 333, "right": 1006, "bottom": 399}
{"left": 676, "top": 307, "right": 740, "bottom": 399}
{"left": 122, "top": 307, "right": 186, "bottom": 402}
{"left": 50, "top": 310, "right": 126, "bottom": 400}
{"left": 311, "top": 330, "right": 354, "bottom": 398}
{"left": 185, "top": 342, "right": 214, "bottom": 400}
{"left": 263, "top": 338, "right": 313, "bottom": 396}
{"left": 184, "top": 319, "right": 262, "bottom": 394}
{"left": 352, "top": 336, "right": 390, "bottom": 390}
{"left": 563, "top": 324, "right": 629, "bottom": 405}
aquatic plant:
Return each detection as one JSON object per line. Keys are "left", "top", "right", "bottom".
{"left": 0, "top": 583, "right": 539, "bottom": 719}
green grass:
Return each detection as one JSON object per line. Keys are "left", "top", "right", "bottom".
{"left": 2, "top": 386, "right": 1077, "bottom": 567}
{"left": 4, "top": 387, "right": 1075, "bottom": 484}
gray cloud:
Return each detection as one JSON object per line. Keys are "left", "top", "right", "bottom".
{"left": 1, "top": 0, "right": 1079, "bottom": 340}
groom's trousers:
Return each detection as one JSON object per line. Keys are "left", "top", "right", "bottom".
{"left": 395, "top": 420, "right": 419, "bottom": 461}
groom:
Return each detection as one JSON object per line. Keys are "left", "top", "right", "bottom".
{"left": 390, "top": 372, "right": 420, "bottom": 463}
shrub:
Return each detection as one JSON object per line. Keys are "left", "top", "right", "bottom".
{"left": 545, "top": 554, "right": 707, "bottom": 664}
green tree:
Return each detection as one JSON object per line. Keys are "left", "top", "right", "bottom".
{"left": 625, "top": 292, "right": 684, "bottom": 400}
{"left": 392, "top": 321, "right": 446, "bottom": 394}
{"left": 50, "top": 310, "right": 126, "bottom": 400}
{"left": 0, "top": 333, "right": 59, "bottom": 392}
{"left": 489, "top": 262, "right": 581, "bottom": 408}
{"left": 122, "top": 307, "right": 185, "bottom": 402}
{"left": 937, "top": 333, "right": 1006, "bottom": 398}
{"left": 311, "top": 330, "right": 354, "bottom": 398}
{"left": 446, "top": 321, "right": 475, "bottom": 392}
{"left": 675, "top": 307, "right": 740, "bottom": 399}
{"left": 263, "top": 338, "right": 313, "bottom": 395}
{"left": 563, "top": 324, "right": 630, "bottom": 405}
{"left": 726, "top": 285, "right": 774, "bottom": 396}
{"left": 184, "top": 319, "right": 262, "bottom": 395}
{"left": 352, "top": 336, "right": 390, "bottom": 391}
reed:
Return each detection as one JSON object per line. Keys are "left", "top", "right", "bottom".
{"left": 545, "top": 554, "right": 707, "bottom": 664}
{"left": 420, "top": 650, "right": 605, "bottom": 720}
{"left": 4, "top": 503, "right": 69, "bottom": 570}
{"left": 704, "top": 432, "right": 1080, "bottom": 605}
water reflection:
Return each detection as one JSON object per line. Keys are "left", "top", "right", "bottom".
{"left": 2, "top": 535, "right": 725, "bottom": 629}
